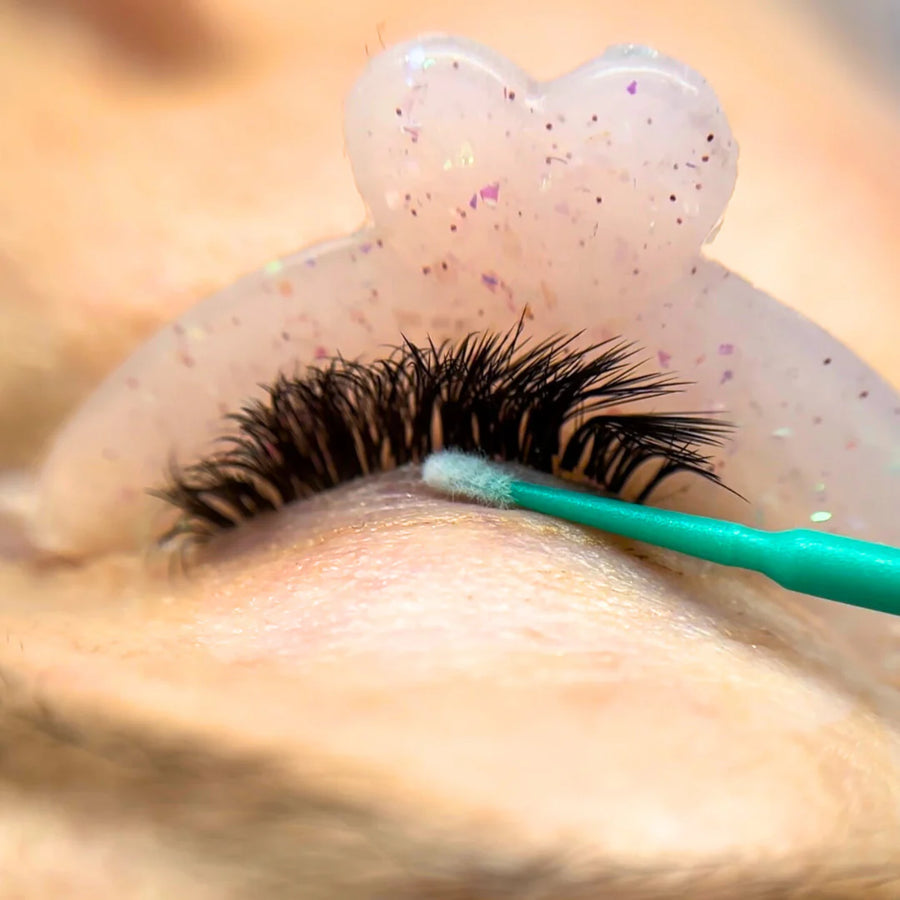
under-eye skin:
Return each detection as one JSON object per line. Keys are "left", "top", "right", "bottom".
{"left": 156, "top": 317, "right": 733, "bottom": 548}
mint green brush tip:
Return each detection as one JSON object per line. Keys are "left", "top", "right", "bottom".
{"left": 422, "top": 450, "right": 900, "bottom": 617}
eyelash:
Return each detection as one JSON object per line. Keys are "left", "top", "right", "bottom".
{"left": 155, "top": 318, "right": 732, "bottom": 546}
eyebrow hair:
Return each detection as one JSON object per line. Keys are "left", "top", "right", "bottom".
{"left": 0, "top": 662, "right": 896, "bottom": 898}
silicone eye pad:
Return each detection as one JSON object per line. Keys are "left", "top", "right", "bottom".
{"left": 23, "top": 35, "right": 900, "bottom": 564}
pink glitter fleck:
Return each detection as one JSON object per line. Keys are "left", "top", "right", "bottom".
{"left": 481, "top": 272, "right": 499, "bottom": 291}
{"left": 479, "top": 182, "right": 500, "bottom": 203}
{"left": 359, "top": 242, "right": 373, "bottom": 254}
{"left": 657, "top": 349, "right": 671, "bottom": 369}
{"left": 314, "top": 345, "right": 329, "bottom": 359}
{"left": 469, "top": 193, "right": 478, "bottom": 210}
{"left": 720, "top": 369, "right": 733, "bottom": 385}
{"left": 718, "top": 343, "right": 735, "bottom": 355}
{"left": 626, "top": 80, "right": 637, "bottom": 95}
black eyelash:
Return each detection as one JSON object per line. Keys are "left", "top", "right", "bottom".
{"left": 155, "top": 318, "right": 732, "bottom": 545}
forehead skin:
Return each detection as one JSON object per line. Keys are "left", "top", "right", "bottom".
{"left": 4, "top": 469, "right": 900, "bottom": 898}
{"left": 1, "top": 1, "right": 900, "bottom": 898}
{"left": 3, "top": 470, "right": 900, "bottom": 898}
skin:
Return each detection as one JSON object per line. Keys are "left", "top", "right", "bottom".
{"left": 1, "top": 1, "right": 900, "bottom": 896}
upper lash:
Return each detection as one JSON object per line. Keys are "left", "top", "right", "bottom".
{"left": 156, "top": 318, "right": 732, "bottom": 545}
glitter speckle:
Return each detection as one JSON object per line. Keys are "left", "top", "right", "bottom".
{"left": 657, "top": 350, "right": 672, "bottom": 369}
{"left": 810, "top": 511, "right": 833, "bottom": 524}
{"left": 626, "top": 80, "right": 637, "bottom": 95}
{"left": 479, "top": 182, "right": 500, "bottom": 205}
{"left": 406, "top": 46, "right": 427, "bottom": 70}
{"left": 771, "top": 426, "right": 793, "bottom": 439}
{"left": 263, "top": 259, "right": 284, "bottom": 275}
{"left": 718, "top": 343, "right": 734, "bottom": 355}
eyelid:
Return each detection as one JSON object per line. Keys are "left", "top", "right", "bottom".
{"left": 19, "top": 34, "right": 900, "bottom": 565}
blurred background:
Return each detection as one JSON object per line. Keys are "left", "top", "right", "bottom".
{"left": 1, "top": 0, "right": 898, "bottom": 467}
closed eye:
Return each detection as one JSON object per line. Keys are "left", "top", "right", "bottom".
{"left": 154, "top": 314, "right": 733, "bottom": 550}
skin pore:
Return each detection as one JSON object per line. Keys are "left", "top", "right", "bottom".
{"left": 2, "top": 1, "right": 900, "bottom": 897}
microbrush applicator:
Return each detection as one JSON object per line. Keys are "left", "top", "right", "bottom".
{"left": 422, "top": 450, "right": 900, "bottom": 617}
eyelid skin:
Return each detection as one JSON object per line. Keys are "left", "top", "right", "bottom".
{"left": 22, "top": 35, "right": 900, "bottom": 572}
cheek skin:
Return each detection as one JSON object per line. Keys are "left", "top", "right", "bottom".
{"left": 25, "top": 35, "right": 900, "bottom": 572}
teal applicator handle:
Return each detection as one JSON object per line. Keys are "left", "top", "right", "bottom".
{"left": 510, "top": 481, "right": 900, "bottom": 616}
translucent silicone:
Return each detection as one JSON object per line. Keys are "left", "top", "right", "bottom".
{"left": 26, "top": 35, "right": 900, "bottom": 571}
